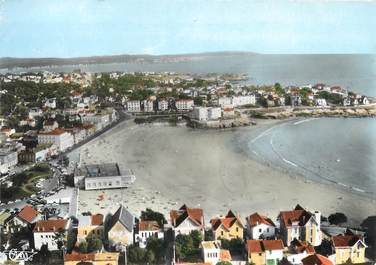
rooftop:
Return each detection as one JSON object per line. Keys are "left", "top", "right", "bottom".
{"left": 75, "top": 163, "right": 122, "bottom": 178}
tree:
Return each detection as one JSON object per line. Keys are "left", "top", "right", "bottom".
{"left": 145, "top": 250, "right": 155, "bottom": 263}
{"left": 66, "top": 229, "right": 77, "bottom": 253}
{"left": 146, "top": 237, "right": 166, "bottom": 263}
{"left": 274, "top": 83, "right": 284, "bottom": 95}
{"left": 127, "top": 245, "right": 147, "bottom": 263}
{"left": 315, "top": 239, "right": 334, "bottom": 256}
{"left": 87, "top": 237, "right": 103, "bottom": 252}
{"left": 190, "top": 230, "right": 202, "bottom": 248}
{"left": 217, "top": 261, "right": 232, "bottom": 265}
{"left": 204, "top": 229, "right": 214, "bottom": 241}
{"left": 140, "top": 208, "right": 167, "bottom": 227}
{"left": 221, "top": 238, "right": 244, "bottom": 255}
{"left": 78, "top": 240, "right": 88, "bottom": 253}
{"left": 328, "top": 213, "right": 347, "bottom": 225}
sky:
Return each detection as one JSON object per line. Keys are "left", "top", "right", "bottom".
{"left": 0, "top": 0, "right": 375, "bottom": 58}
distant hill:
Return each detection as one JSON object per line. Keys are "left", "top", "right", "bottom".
{"left": 0, "top": 51, "right": 258, "bottom": 70}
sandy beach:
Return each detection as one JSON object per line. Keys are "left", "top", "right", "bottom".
{"left": 75, "top": 119, "right": 376, "bottom": 225}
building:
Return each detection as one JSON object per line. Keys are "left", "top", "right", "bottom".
{"left": 278, "top": 206, "right": 322, "bottom": 247}
{"left": 192, "top": 107, "right": 222, "bottom": 121}
{"left": 127, "top": 100, "right": 141, "bottom": 112}
{"left": 108, "top": 205, "right": 136, "bottom": 248}
{"left": 332, "top": 234, "right": 367, "bottom": 264}
{"left": 315, "top": 98, "right": 327, "bottom": 107}
{"left": 0, "top": 150, "right": 18, "bottom": 174}
{"left": 218, "top": 95, "right": 256, "bottom": 107}
{"left": 302, "top": 254, "right": 333, "bottom": 265}
{"left": 64, "top": 252, "right": 119, "bottom": 265}
{"left": 8, "top": 205, "right": 39, "bottom": 233}
{"left": 38, "top": 128, "right": 74, "bottom": 151}
{"left": 135, "top": 220, "right": 164, "bottom": 248}
{"left": 158, "top": 99, "right": 169, "bottom": 111}
{"left": 28, "top": 107, "right": 43, "bottom": 119}
{"left": 43, "top": 119, "right": 59, "bottom": 131}
{"left": 142, "top": 100, "right": 154, "bottom": 112}
{"left": 33, "top": 219, "right": 70, "bottom": 250}
{"left": 18, "top": 144, "right": 51, "bottom": 163}
{"left": 74, "top": 163, "right": 136, "bottom": 190}
{"left": 44, "top": 98, "right": 57, "bottom": 109}
{"left": 77, "top": 214, "right": 104, "bottom": 242}
{"left": 286, "top": 240, "right": 316, "bottom": 265}
{"left": 246, "top": 239, "right": 284, "bottom": 265}
{"left": 246, "top": 212, "right": 276, "bottom": 239}
{"left": 175, "top": 99, "right": 194, "bottom": 111}
{"left": 201, "top": 241, "right": 221, "bottom": 265}
{"left": 170, "top": 204, "right": 204, "bottom": 236}
{"left": 210, "top": 210, "right": 244, "bottom": 240}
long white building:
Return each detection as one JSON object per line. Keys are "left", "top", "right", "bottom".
{"left": 37, "top": 128, "right": 74, "bottom": 151}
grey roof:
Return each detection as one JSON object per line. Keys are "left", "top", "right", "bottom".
{"left": 75, "top": 163, "right": 121, "bottom": 178}
{"left": 109, "top": 205, "right": 135, "bottom": 232}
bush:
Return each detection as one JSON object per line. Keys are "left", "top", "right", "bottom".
{"left": 78, "top": 240, "right": 88, "bottom": 253}
{"left": 328, "top": 213, "right": 347, "bottom": 225}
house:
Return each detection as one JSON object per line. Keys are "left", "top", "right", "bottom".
{"left": 18, "top": 144, "right": 51, "bottom": 163}
{"left": 108, "top": 205, "right": 136, "bottom": 248}
{"left": 126, "top": 100, "right": 141, "bottom": 112}
{"left": 37, "top": 128, "right": 74, "bottom": 151}
{"left": 142, "top": 100, "right": 154, "bottom": 112}
{"left": 33, "top": 219, "right": 70, "bottom": 250}
{"left": 76, "top": 213, "right": 104, "bottom": 242}
{"left": 175, "top": 99, "right": 194, "bottom": 111}
{"left": 0, "top": 211, "right": 13, "bottom": 234}
{"left": 201, "top": 241, "right": 232, "bottom": 265}
{"left": 286, "top": 240, "right": 316, "bottom": 265}
{"left": 246, "top": 212, "right": 276, "bottom": 240}
{"left": 246, "top": 239, "right": 284, "bottom": 265}
{"left": 64, "top": 252, "right": 119, "bottom": 265}
{"left": 302, "top": 254, "right": 333, "bottom": 265}
{"left": 278, "top": 206, "right": 322, "bottom": 247}
{"left": 170, "top": 204, "right": 204, "bottom": 236}
{"left": 359, "top": 96, "right": 369, "bottom": 105}
{"left": 210, "top": 210, "right": 244, "bottom": 240}
{"left": 135, "top": 220, "right": 164, "bottom": 248}
{"left": 192, "top": 107, "right": 222, "bottom": 121}
{"left": 332, "top": 234, "right": 367, "bottom": 264}
{"left": 44, "top": 98, "right": 57, "bottom": 109}
{"left": 11, "top": 205, "right": 39, "bottom": 230}
{"left": 343, "top": 97, "right": 352, "bottom": 107}
{"left": 43, "top": 119, "right": 59, "bottom": 131}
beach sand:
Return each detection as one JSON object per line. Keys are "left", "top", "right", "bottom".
{"left": 76, "top": 119, "right": 376, "bottom": 225}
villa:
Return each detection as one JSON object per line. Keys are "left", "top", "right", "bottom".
{"left": 332, "top": 233, "right": 367, "bottom": 264}
{"left": 246, "top": 239, "right": 284, "bottom": 265}
{"left": 210, "top": 210, "right": 244, "bottom": 240}
{"left": 170, "top": 204, "right": 205, "bottom": 236}
{"left": 246, "top": 212, "right": 276, "bottom": 240}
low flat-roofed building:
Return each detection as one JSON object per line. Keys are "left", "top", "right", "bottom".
{"left": 74, "top": 163, "right": 136, "bottom": 190}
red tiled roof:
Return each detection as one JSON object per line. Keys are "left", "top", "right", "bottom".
{"left": 332, "top": 234, "right": 364, "bottom": 248}
{"left": 280, "top": 210, "right": 312, "bottom": 227}
{"left": 292, "top": 240, "right": 315, "bottom": 254}
{"left": 302, "top": 254, "right": 333, "bottom": 265}
{"left": 247, "top": 240, "right": 284, "bottom": 253}
{"left": 17, "top": 205, "right": 38, "bottom": 223}
{"left": 247, "top": 212, "right": 275, "bottom": 227}
{"left": 33, "top": 219, "right": 67, "bottom": 232}
{"left": 210, "top": 210, "right": 243, "bottom": 231}
{"left": 39, "top": 128, "right": 66, "bottom": 135}
{"left": 91, "top": 214, "right": 103, "bottom": 226}
{"left": 139, "top": 220, "right": 160, "bottom": 231}
{"left": 64, "top": 252, "right": 95, "bottom": 262}
{"left": 170, "top": 204, "right": 203, "bottom": 228}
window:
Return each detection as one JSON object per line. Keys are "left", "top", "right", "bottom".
{"left": 267, "top": 228, "right": 269, "bottom": 232}
{"left": 259, "top": 228, "right": 262, "bottom": 232}
{"left": 236, "top": 227, "right": 239, "bottom": 232}
{"left": 221, "top": 231, "right": 224, "bottom": 236}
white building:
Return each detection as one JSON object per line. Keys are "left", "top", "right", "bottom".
{"left": 314, "top": 98, "right": 327, "bottom": 107}
{"left": 286, "top": 240, "right": 316, "bottom": 265}
{"left": 44, "top": 98, "right": 57, "bottom": 109}
{"left": 127, "top": 100, "right": 141, "bottom": 112}
{"left": 192, "top": 107, "right": 222, "bottom": 121}
{"left": 170, "top": 205, "right": 204, "bottom": 236}
{"left": 158, "top": 99, "right": 169, "bottom": 111}
{"left": 218, "top": 95, "right": 256, "bottom": 107}
{"left": 0, "top": 150, "right": 18, "bottom": 174}
{"left": 175, "top": 99, "right": 194, "bottom": 111}
{"left": 201, "top": 241, "right": 221, "bottom": 265}
{"left": 135, "top": 221, "right": 164, "bottom": 248}
{"left": 37, "top": 128, "right": 74, "bottom": 151}
{"left": 74, "top": 163, "right": 136, "bottom": 190}
{"left": 143, "top": 100, "right": 154, "bottom": 112}
{"left": 246, "top": 213, "right": 276, "bottom": 239}
{"left": 28, "top": 108, "right": 43, "bottom": 119}
{"left": 33, "top": 219, "right": 70, "bottom": 250}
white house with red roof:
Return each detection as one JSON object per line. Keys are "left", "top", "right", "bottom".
{"left": 247, "top": 239, "right": 284, "bottom": 265}
{"left": 9, "top": 205, "right": 39, "bottom": 232}
{"left": 246, "top": 212, "right": 276, "bottom": 239}
{"left": 286, "top": 239, "right": 316, "bottom": 265}
{"left": 170, "top": 204, "right": 204, "bottom": 236}
{"left": 37, "top": 128, "right": 74, "bottom": 151}
{"left": 33, "top": 219, "right": 70, "bottom": 250}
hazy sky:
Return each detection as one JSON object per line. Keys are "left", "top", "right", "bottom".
{"left": 0, "top": 0, "right": 375, "bottom": 57}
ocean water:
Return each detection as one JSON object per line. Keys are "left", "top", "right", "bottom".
{"left": 247, "top": 118, "right": 376, "bottom": 198}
